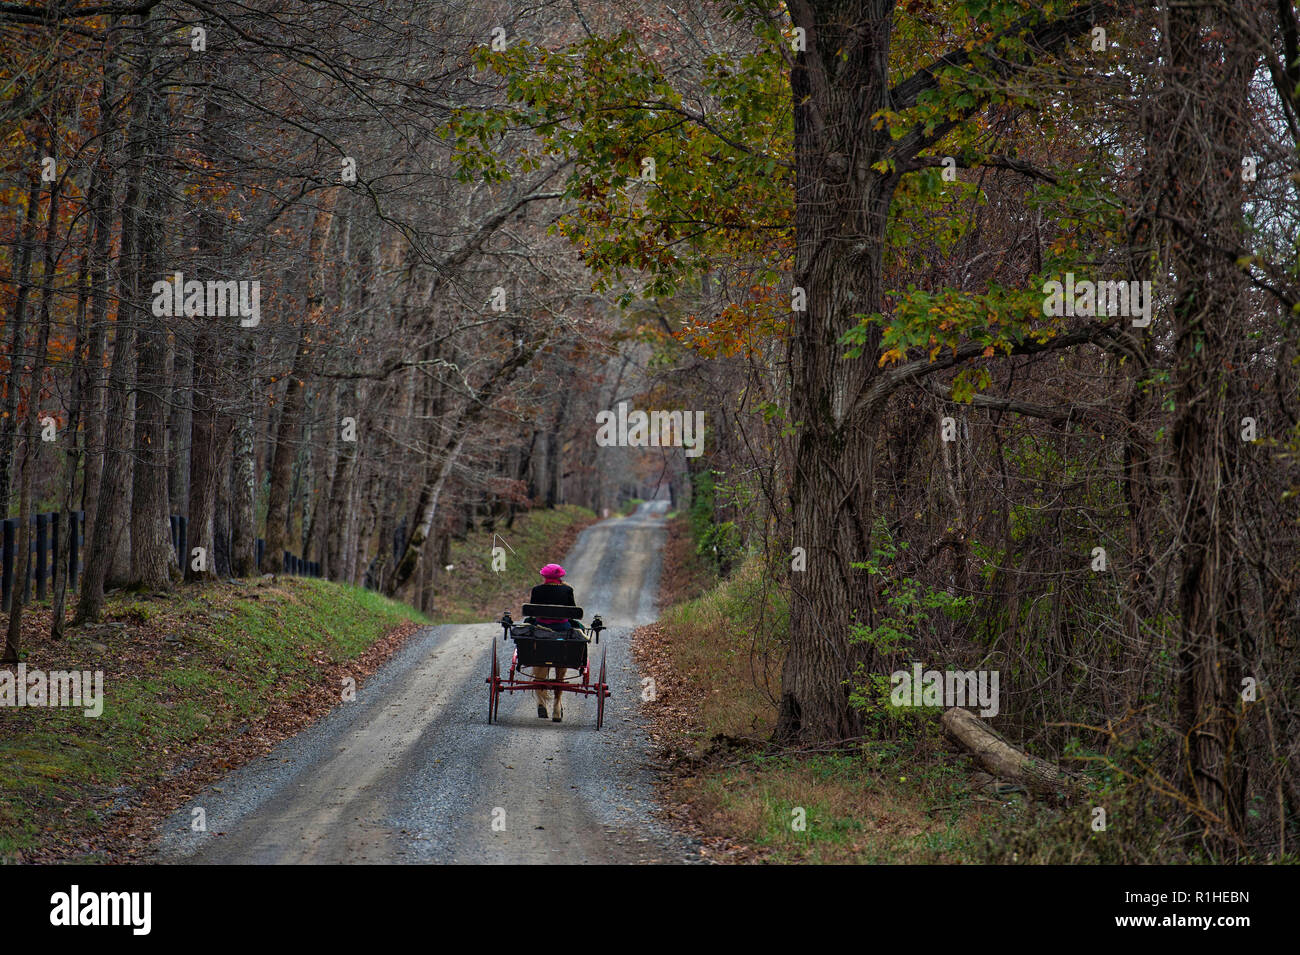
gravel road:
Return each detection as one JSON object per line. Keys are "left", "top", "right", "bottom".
{"left": 155, "top": 501, "right": 699, "bottom": 864}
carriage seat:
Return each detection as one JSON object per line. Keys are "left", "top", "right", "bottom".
{"left": 522, "top": 603, "right": 583, "bottom": 621}
{"left": 500, "top": 606, "right": 604, "bottom": 645}
{"left": 521, "top": 603, "right": 586, "bottom": 637}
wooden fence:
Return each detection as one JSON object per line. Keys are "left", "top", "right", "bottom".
{"left": 1, "top": 512, "right": 320, "bottom": 611}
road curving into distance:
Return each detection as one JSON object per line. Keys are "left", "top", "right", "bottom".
{"left": 156, "top": 500, "right": 699, "bottom": 864}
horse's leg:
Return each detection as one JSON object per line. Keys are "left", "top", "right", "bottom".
{"left": 552, "top": 668, "right": 567, "bottom": 720}
{"left": 533, "top": 666, "right": 551, "bottom": 717}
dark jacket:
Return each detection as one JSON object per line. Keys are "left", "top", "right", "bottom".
{"left": 530, "top": 582, "right": 575, "bottom": 606}
{"left": 530, "top": 582, "right": 576, "bottom": 624}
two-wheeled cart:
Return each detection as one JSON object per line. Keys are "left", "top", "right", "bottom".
{"left": 486, "top": 603, "right": 609, "bottom": 729}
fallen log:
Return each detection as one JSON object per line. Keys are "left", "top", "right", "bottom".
{"left": 941, "top": 707, "right": 1080, "bottom": 799}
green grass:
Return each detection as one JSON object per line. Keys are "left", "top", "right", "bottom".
{"left": 0, "top": 577, "right": 426, "bottom": 860}
{"left": 658, "top": 550, "right": 786, "bottom": 742}
{"left": 431, "top": 504, "right": 597, "bottom": 623}
{"left": 0, "top": 503, "right": 598, "bottom": 860}
{"left": 655, "top": 538, "right": 998, "bottom": 863}
{"left": 689, "top": 750, "right": 993, "bottom": 863}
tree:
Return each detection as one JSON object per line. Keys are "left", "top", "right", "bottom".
{"left": 1159, "top": 2, "right": 1254, "bottom": 850}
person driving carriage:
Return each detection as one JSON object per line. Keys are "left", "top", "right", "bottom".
{"left": 529, "top": 563, "right": 585, "bottom": 722}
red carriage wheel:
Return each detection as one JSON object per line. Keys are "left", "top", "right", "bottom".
{"left": 595, "top": 647, "right": 607, "bottom": 730}
{"left": 488, "top": 640, "right": 500, "bottom": 724}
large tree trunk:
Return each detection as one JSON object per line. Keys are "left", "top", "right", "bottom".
{"left": 344, "top": 463, "right": 366, "bottom": 584}
{"left": 168, "top": 340, "right": 193, "bottom": 516}
{"left": 324, "top": 382, "right": 360, "bottom": 580}
{"left": 229, "top": 336, "right": 258, "bottom": 577}
{"left": 186, "top": 86, "right": 230, "bottom": 583}
{"left": 78, "top": 301, "right": 135, "bottom": 616}
{"left": 3, "top": 152, "right": 58, "bottom": 662}
{"left": 304, "top": 382, "right": 338, "bottom": 566}
{"left": 74, "top": 49, "right": 121, "bottom": 606}
{"left": 260, "top": 191, "right": 338, "bottom": 573}
{"left": 261, "top": 336, "right": 310, "bottom": 574}
{"left": 776, "top": 0, "right": 901, "bottom": 745}
{"left": 76, "top": 21, "right": 157, "bottom": 622}
{"left": 774, "top": 0, "right": 1117, "bottom": 746}
{"left": 0, "top": 154, "right": 42, "bottom": 517}
{"left": 129, "top": 325, "right": 174, "bottom": 589}
{"left": 1163, "top": 5, "right": 1253, "bottom": 853}
{"left": 128, "top": 44, "right": 175, "bottom": 592}
{"left": 51, "top": 189, "right": 100, "bottom": 639}
{"left": 213, "top": 443, "right": 234, "bottom": 578}
{"left": 187, "top": 342, "right": 221, "bottom": 582}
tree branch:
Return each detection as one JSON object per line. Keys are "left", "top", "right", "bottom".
{"left": 854, "top": 322, "right": 1143, "bottom": 418}
{"left": 889, "top": 1, "right": 1120, "bottom": 165}
{"left": 899, "top": 153, "right": 1059, "bottom": 185}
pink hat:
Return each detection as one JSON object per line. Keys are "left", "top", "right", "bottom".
{"left": 539, "top": 563, "right": 566, "bottom": 580}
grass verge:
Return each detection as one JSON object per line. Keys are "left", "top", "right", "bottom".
{"left": 0, "top": 576, "right": 426, "bottom": 863}
{"left": 635, "top": 516, "right": 1000, "bottom": 863}
{"left": 0, "top": 503, "right": 599, "bottom": 863}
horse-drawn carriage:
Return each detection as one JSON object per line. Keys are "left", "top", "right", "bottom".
{"left": 486, "top": 604, "right": 610, "bottom": 729}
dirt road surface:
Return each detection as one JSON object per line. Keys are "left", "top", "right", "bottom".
{"left": 156, "top": 501, "right": 699, "bottom": 864}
